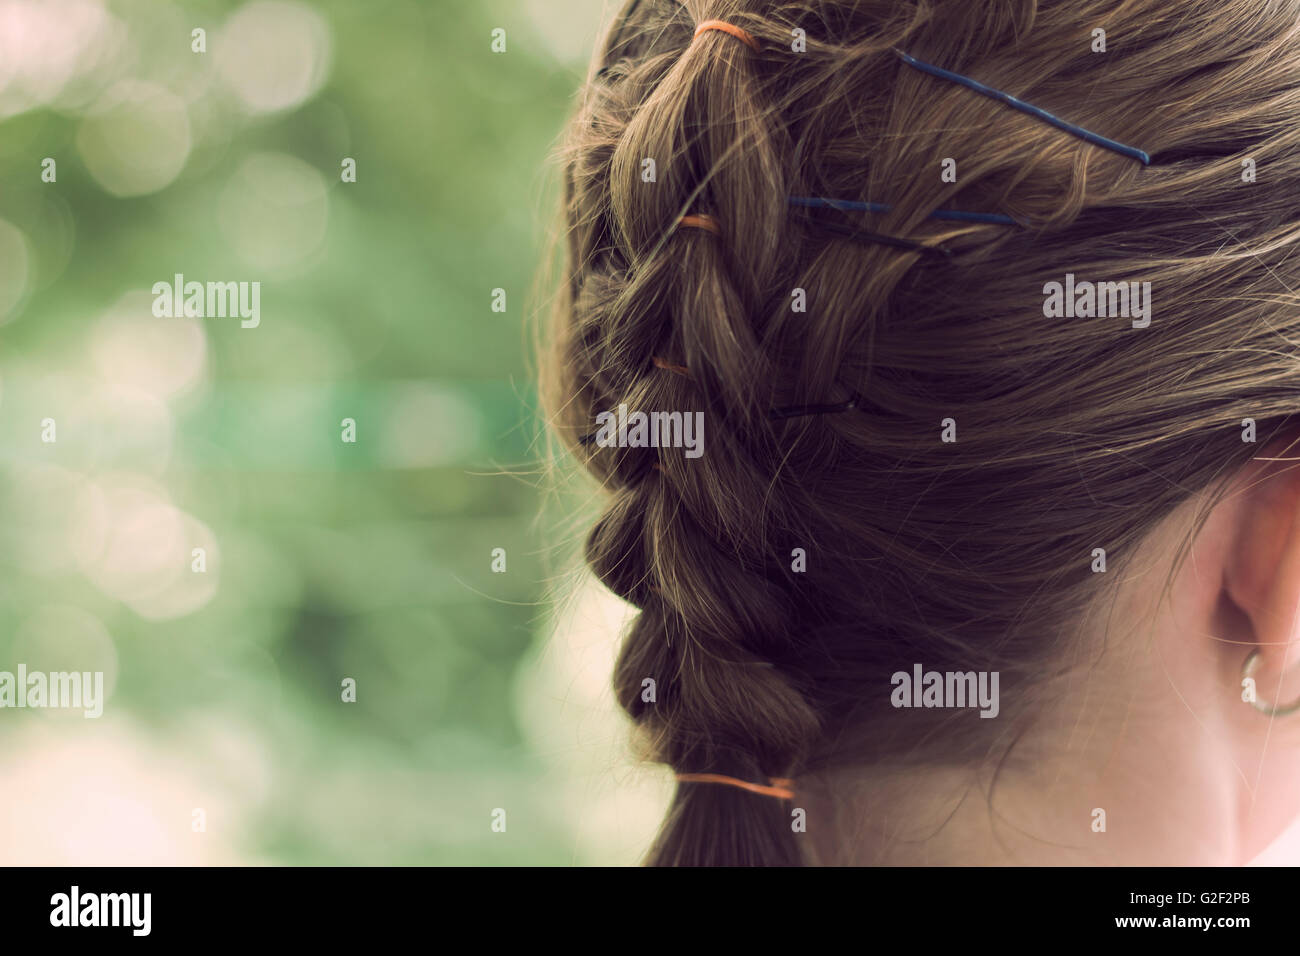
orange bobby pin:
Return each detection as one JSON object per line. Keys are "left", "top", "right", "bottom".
{"left": 677, "top": 214, "right": 721, "bottom": 236}
{"left": 675, "top": 773, "right": 795, "bottom": 800}
{"left": 652, "top": 356, "right": 692, "bottom": 377}
{"left": 693, "top": 19, "right": 760, "bottom": 53}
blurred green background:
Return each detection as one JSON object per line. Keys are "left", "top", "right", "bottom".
{"left": 0, "top": 0, "right": 665, "bottom": 865}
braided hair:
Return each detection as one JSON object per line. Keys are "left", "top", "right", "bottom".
{"left": 542, "top": 0, "right": 1300, "bottom": 864}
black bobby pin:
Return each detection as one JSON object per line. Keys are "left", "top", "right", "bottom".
{"left": 768, "top": 390, "right": 865, "bottom": 421}
{"left": 794, "top": 212, "right": 953, "bottom": 258}
{"left": 894, "top": 51, "right": 1151, "bottom": 166}
{"left": 576, "top": 388, "right": 866, "bottom": 446}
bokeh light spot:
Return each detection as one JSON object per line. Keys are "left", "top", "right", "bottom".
{"left": 216, "top": 0, "right": 332, "bottom": 115}
{"left": 0, "top": 217, "right": 32, "bottom": 323}
{"left": 218, "top": 151, "right": 328, "bottom": 275}
{"left": 76, "top": 79, "right": 192, "bottom": 197}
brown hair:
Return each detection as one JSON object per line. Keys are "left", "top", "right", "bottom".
{"left": 539, "top": 0, "right": 1300, "bottom": 865}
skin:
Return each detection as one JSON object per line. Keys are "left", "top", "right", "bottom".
{"left": 803, "top": 440, "right": 1300, "bottom": 865}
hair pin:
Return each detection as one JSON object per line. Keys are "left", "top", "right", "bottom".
{"left": 894, "top": 50, "right": 1150, "bottom": 165}
{"left": 652, "top": 356, "right": 692, "bottom": 377}
{"left": 575, "top": 386, "right": 865, "bottom": 446}
{"left": 788, "top": 196, "right": 1017, "bottom": 226}
{"left": 693, "top": 19, "right": 760, "bottom": 53}
{"left": 791, "top": 211, "right": 952, "bottom": 257}
{"left": 675, "top": 773, "right": 795, "bottom": 799}
{"left": 769, "top": 390, "right": 864, "bottom": 421}
{"left": 677, "top": 213, "right": 722, "bottom": 236}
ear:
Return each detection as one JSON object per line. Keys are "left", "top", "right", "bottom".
{"left": 1221, "top": 440, "right": 1300, "bottom": 688}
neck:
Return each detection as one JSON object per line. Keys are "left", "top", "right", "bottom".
{"left": 801, "top": 704, "right": 1241, "bottom": 866}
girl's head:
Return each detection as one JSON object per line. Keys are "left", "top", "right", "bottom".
{"left": 541, "top": 0, "right": 1300, "bottom": 865}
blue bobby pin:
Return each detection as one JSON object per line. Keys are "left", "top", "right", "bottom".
{"left": 894, "top": 50, "right": 1150, "bottom": 166}
{"left": 787, "top": 196, "right": 1017, "bottom": 226}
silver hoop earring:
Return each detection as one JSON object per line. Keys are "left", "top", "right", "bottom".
{"left": 1242, "top": 649, "right": 1300, "bottom": 717}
